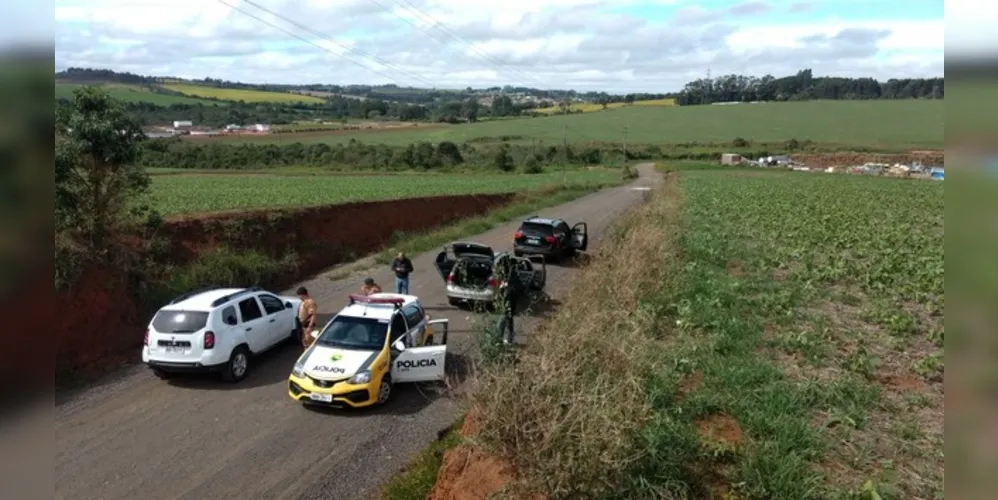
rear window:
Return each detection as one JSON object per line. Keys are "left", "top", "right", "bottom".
{"left": 152, "top": 310, "right": 210, "bottom": 334}
{"left": 519, "top": 222, "right": 554, "bottom": 237}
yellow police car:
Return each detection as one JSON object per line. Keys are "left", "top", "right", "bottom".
{"left": 287, "top": 293, "right": 448, "bottom": 408}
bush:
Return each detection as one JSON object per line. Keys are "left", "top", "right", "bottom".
{"left": 521, "top": 156, "right": 543, "bottom": 174}
{"left": 158, "top": 247, "right": 299, "bottom": 299}
{"left": 732, "top": 137, "right": 750, "bottom": 147}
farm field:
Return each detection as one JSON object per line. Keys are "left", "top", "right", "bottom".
{"left": 532, "top": 98, "right": 675, "bottom": 114}
{"left": 644, "top": 166, "right": 944, "bottom": 498}
{"left": 198, "top": 99, "right": 944, "bottom": 149}
{"left": 149, "top": 169, "right": 619, "bottom": 215}
{"left": 55, "top": 82, "right": 220, "bottom": 106}
{"left": 161, "top": 83, "right": 327, "bottom": 104}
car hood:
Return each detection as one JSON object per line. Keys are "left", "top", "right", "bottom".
{"left": 302, "top": 345, "right": 380, "bottom": 380}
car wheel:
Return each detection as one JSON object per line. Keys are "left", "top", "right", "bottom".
{"left": 375, "top": 375, "right": 392, "bottom": 405}
{"left": 448, "top": 297, "right": 460, "bottom": 306}
{"left": 222, "top": 346, "right": 251, "bottom": 383}
{"left": 513, "top": 250, "right": 523, "bottom": 257}
{"left": 152, "top": 368, "right": 172, "bottom": 380}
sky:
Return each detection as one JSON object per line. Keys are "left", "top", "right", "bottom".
{"left": 39, "top": 0, "right": 964, "bottom": 93}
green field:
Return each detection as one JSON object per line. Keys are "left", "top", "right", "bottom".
{"left": 643, "top": 166, "right": 944, "bottom": 498}
{"left": 467, "top": 165, "right": 944, "bottom": 498}
{"left": 161, "top": 83, "right": 326, "bottom": 104}
{"left": 150, "top": 170, "right": 618, "bottom": 215}
{"left": 200, "top": 99, "right": 944, "bottom": 149}
{"left": 55, "top": 82, "right": 221, "bottom": 106}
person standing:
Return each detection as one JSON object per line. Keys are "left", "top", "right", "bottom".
{"left": 360, "top": 277, "right": 382, "bottom": 295}
{"left": 494, "top": 257, "right": 523, "bottom": 345}
{"left": 390, "top": 251, "right": 414, "bottom": 294}
{"left": 296, "top": 286, "right": 318, "bottom": 350}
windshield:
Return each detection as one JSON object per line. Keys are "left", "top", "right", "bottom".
{"left": 315, "top": 315, "right": 389, "bottom": 351}
{"left": 152, "top": 310, "right": 210, "bottom": 334}
{"left": 519, "top": 222, "right": 554, "bottom": 237}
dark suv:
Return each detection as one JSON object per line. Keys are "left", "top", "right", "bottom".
{"left": 512, "top": 216, "right": 588, "bottom": 260}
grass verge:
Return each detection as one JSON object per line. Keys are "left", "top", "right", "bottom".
{"left": 381, "top": 418, "right": 464, "bottom": 500}
{"left": 370, "top": 180, "right": 620, "bottom": 266}
{"left": 470, "top": 172, "right": 682, "bottom": 497}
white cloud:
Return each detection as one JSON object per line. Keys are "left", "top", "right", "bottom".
{"left": 53, "top": 0, "right": 944, "bottom": 92}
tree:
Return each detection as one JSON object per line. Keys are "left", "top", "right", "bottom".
{"left": 56, "top": 86, "right": 156, "bottom": 259}
{"left": 493, "top": 145, "right": 514, "bottom": 172}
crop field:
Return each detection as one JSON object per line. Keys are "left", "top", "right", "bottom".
{"left": 641, "top": 166, "right": 944, "bottom": 498}
{"left": 161, "top": 83, "right": 327, "bottom": 104}
{"left": 200, "top": 99, "right": 943, "bottom": 149}
{"left": 55, "top": 82, "right": 219, "bottom": 105}
{"left": 149, "top": 170, "right": 618, "bottom": 215}
{"left": 533, "top": 98, "right": 675, "bottom": 114}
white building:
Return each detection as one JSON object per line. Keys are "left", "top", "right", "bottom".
{"left": 252, "top": 124, "right": 271, "bottom": 133}
{"left": 173, "top": 120, "right": 193, "bottom": 129}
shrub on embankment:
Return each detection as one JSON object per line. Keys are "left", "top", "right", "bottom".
{"left": 467, "top": 175, "right": 685, "bottom": 497}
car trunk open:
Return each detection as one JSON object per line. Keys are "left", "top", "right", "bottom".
{"left": 451, "top": 258, "right": 493, "bottom": 289}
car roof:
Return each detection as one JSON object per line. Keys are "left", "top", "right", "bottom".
{"left": 337, "top": 293, "right": 419, "bottom": 320}
{"left": 164, "top": 287, "right": 261, "bottom": 311}
{"left": 521, "top": 216, "right": 560, "bottom": 226}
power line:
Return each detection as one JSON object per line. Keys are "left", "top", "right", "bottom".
{"left": 215, "top": 0, "right": 437, "bottom": 88}
{"left": 387, "top": 0, "right": 548, "bottom": 88}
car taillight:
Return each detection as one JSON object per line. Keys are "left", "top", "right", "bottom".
{"left": 447, "top": 273, "right": 454, "bottom": 283}
{"left": 543, "top": 235, "right": 557, "bottom": 245}
{"left": 204, "top": 331, "right": 215, "bottom": 349}
{"left": 488, "top": 278, "right": 500, "bottom": 288}
{"left": 144, "top": 330, "right": 149, "bottom": 346}
{"left": 514, "top": 231, "right": 523, "bottom": 240}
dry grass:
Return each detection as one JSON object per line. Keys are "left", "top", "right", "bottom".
{"left": 470, "top": 174, "right": 681, "bottom": 498}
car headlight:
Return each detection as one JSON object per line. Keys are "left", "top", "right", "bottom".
{"left": 291, "top": 362, "right": 305, "bottom": 379}
{"left": 349, "top": 370, "right": 371, "bottom": 385}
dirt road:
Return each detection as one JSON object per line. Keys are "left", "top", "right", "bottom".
{"left": 55, "top": 164, "right": 661, "bottom": 500}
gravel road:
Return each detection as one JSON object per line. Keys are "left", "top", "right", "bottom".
{"left": 55, "top": 164, "right": 661, "bottom": 500}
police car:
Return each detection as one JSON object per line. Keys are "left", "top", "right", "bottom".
{"left": 287, "top": 293, "right": 449, "bottom": 408}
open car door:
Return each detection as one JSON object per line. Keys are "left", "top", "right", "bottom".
{"left": 392, "top": 319, "right": 448, "bottom": 383}
{"left": 434, "top": 249, "right": 456, "bottom": 282}
{"left": 571, "top": 222, "right": 589, "bottom": 251}
{"left": 517, "top": 255, "right": 546, "bottom": 291}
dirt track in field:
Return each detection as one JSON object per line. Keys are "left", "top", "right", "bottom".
{"left": 54, "top": 164, "right": 662, "bottom": 500}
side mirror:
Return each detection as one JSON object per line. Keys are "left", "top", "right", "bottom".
{"left": 392, "top": 339, "right": 406, "bottom": 352}
{"left": 285, "top": 301, "right": 293, "bottom": 309}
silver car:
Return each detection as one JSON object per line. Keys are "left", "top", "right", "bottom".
{"left": 434, "top": 241, "right": 546, "bottom": 307}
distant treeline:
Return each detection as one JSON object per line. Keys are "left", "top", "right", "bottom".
{"left": 56, "top": 67, "right": 672, "bottom": 107}
{"left": 136, "top": 136, "right": 813, "bottom": 171}
{"left": 675, "top": 69, "right": 944, "bottom": 105}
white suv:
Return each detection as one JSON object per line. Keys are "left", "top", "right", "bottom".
{"left": 142, "top": 286, "right": 302, "bottom": 382}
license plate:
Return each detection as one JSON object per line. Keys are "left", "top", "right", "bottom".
{"left": 165, "top": 346, "right": 189, "bottom": 354}
{"left": 309, "top": 393, "right": 333, "bottom": 403}
{"left": 527, "top": 237, "right": 540, "bottom": 244}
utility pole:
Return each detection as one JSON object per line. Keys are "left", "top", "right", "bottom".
{"left": 562, "top": 120, "right": 568, "bottom": 185}
{"left": 623, "top": 125, "right": 628, "bottom": 168}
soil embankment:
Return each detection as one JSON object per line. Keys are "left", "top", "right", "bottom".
{"left": 53, "top": 193, "right": 514, "bottom": 381}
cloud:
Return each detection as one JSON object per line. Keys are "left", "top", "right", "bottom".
{"left": 54, "top": 0, "right": 944, "bottom": 92}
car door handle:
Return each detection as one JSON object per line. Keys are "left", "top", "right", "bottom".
{"left": 246, "top": 327, "right": 252, "bottom": 331}
{"left": 269, "top": 318, "right": 275, "bottom": 323}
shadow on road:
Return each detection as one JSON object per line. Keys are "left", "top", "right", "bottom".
{"left": 161, "top": 313, "right": 338, "bottom": 391}
{"left": 556, "top": 252, "right": 593, "bottom": 269}
{"left": 301, "top": 352, "right": 473, "bottom": 418}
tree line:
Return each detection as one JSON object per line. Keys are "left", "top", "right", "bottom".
{"left": 675, "top": 69, "right": 944, "bottom": 105}
{"left": 135, "top": 136, "right": 657, "bottom": 171}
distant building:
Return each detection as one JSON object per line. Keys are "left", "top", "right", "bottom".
{"left": 173, "top": 120, "right": 193, "bottom": 129}
{"left": 929, "top": 167, "right": 944, "bottom": 180}
{"left": 252, "top": 124, "right": 271, "bottom": 133}
{"left": 721, "top": 153, "right": 743, "bottom": 165}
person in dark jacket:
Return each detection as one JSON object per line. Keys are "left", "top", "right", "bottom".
{"left": 494, "top": 256, "right": 523, "bottom": 345}
{"left": 390, "top": 251, "right": 414, "bottom": 294}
